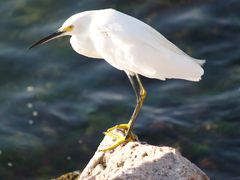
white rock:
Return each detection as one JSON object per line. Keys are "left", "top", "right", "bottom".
{"left": 79, "top": 129, "right": 209, "bottom": 180}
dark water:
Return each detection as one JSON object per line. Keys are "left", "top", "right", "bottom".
{"left": 0, "top": 0, "right": 240, "bottom": 179}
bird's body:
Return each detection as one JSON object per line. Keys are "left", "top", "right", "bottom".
{"left": 66, "top": 9, "right": 205, "bottom": 81}
{"left": 30, "top": 8, "right": 205, "bottom": 151}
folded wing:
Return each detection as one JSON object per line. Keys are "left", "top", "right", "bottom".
{"left": 90, "top": 9, "right": 205, "bottom": 81}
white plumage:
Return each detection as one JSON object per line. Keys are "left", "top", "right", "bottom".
{"left": 30, "top": 8, "right": 206, "bottom": 151}
{"left": 66, "top": 9, "right": 205, "bottom": 81}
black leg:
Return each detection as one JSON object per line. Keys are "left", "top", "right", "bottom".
{"left": 99, "top": 73, "right": 147, "bottom": 151}
{"left": 126, "top": 73, "right": 140, "bottom": 99}
{"left": 126, "top": 73, "right": 147, "bottom": 137}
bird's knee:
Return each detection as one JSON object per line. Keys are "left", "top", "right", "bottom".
{"left": 140, "top": 88, "right": 147, "bottom": 100}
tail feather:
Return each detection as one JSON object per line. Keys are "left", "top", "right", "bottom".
{"left": 195, "top": 59, "right": 206, "bottom": 66}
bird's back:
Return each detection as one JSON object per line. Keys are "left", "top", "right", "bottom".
{"left": 89, "top": 9, "right": 205, "bottom": 81}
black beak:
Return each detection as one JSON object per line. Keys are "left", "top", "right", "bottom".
{"left": 29, "top": 31, "right": 64, "bottom": 49}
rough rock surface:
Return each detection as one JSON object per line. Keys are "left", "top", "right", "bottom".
{"left": 55, "top": 171, "right": 80, "bottom": 180}
{"left": 78, "top": 129, "right": 209, "bottom": 180}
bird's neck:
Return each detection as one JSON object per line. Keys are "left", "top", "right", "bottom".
{"left": 70, "top": 35, "right": 102, "bottom": 59}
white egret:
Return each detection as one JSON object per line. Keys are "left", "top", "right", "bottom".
{"left": 30, "top": 8, "right": 205, "bottom": 151}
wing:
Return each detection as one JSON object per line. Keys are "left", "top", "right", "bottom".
{"left": 89, "top": 9, "right": 205, "bottom": 81}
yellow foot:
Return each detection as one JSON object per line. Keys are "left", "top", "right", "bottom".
{"left": 99, "top": 124, "right": 138, "bottom": 152}
{"left": 106, "top": 123, "right": 130, "bottom": 132}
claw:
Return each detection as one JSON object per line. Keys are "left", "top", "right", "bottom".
{"left": 99, "top": 124, "right": 138, "bottom": 152}
{"left": 100, "top": 137, "right": 126, "bottom": 152}
{"left": 106, "top": 124, "right": 129, "bottom": 132}
{"left": 103, "top": 131, "right": 125, "bottom": 140}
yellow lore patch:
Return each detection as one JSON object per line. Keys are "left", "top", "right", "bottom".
{"left": 63, "top": 25, "right": 74, "bottom": 32}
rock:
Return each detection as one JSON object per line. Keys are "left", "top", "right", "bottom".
{"left": 78, "top": 129, "right": 209, "bottom": 180}
{"left": 54, "top": 171, "right": 81, "bottom": 180}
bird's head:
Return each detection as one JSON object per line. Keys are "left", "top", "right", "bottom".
{"left": 29, "top": 13, "right": 86, "bottom": 49}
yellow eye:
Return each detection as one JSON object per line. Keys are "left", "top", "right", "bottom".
{"left": 63, "top": 25, "right": 74, "bottom": 32}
